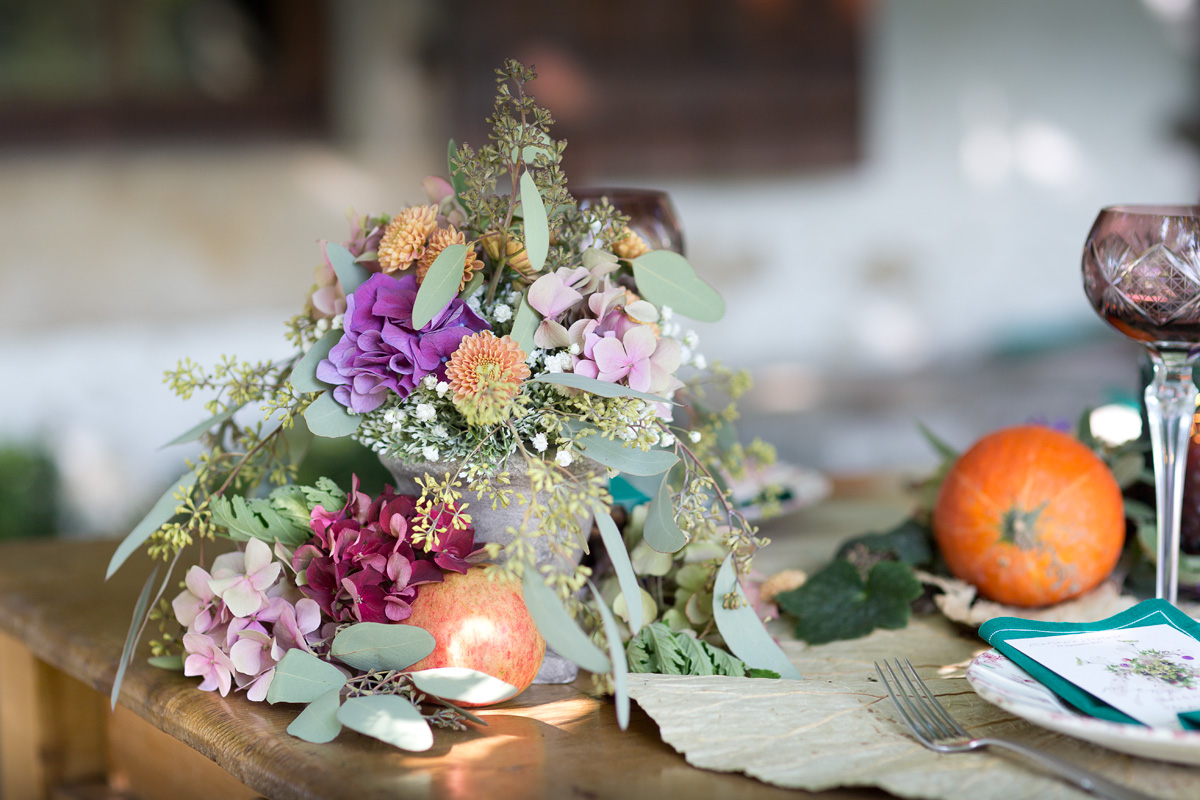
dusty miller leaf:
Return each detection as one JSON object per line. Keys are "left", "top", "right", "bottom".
{"left": 777, "top": 559, "right": 923, "bottom": 645}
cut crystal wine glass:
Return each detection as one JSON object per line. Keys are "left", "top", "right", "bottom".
{"left": 1082, "top": 205, "right": 1200, "bottom": 605}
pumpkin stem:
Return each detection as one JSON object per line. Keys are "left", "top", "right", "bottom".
{"left": 1000, "top": 503, "right": 1047, "bottom": 550}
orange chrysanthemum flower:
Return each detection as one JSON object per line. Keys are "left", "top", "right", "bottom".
{"left": 377, "top": 205, "right": 438, "bottom": 273}
{"left": 445, "top": 332, "right": 531, "bottom": 425}
{"left": 415, "top": 225, "right": 484, "bottom": 288}
{"left": 612, "top": 227, "right": 650, "bottom": 260}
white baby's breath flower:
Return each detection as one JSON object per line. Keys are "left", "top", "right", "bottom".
{"left": 532, "top": 433, "right": 548, "bottom": 452}
{"left": 684, "top": 330, "right": 699, "bottom": 348}
{"left": 492, "top": 304, "right": 513, "bottom": 323}
{"left": 679, "top": 345, "right": 693, "bottom": 363}
{"left": 568, "top": 343, "right": 581, "bottom": 356}
{"left": 661, "top": 305, "right": 674, "bottom": 320}
{"left": 414, "top": 403, "right": 436, "bottom": 422}
{"left": 688, "top": 430, "right": 702, "bottom": 444}
{"left": 555, "top": 449, "right": 574, "bottom": 467}
{"left": 316, "top": 318, "right": 330, "bottom": 333}
{"left": 432, "top": 424, "right": 448, "bottom": 438}
{"left": 422, "top": 445, "right": 440, "bottom": 462}
{"left": 423, "top": 375, "right": 438, "bottom": 389}
{"left": 435, "top": 381, "right": 449, "bottom": 398}
{"left": 506, "top": 290, "right": 522, "bottom": 305}
{"left": 391, "top": 422, "right": 404, "bottom": 435}
{"left": 383, "top": 409, "right": 399, "bottom": 424}
{"left": 544, "top": 352, "right": 571, "bottom": 373}
{"left": 331, "top": 314, "right": 345, "bottom": 330}
{"left": 660, "top": 431, "right": 676, "bottom": 447}
{"left": 467, "top": 294, "right": 482, "bottom": 312}
{"left": 692, "top": 353, "right": 707, "bottom": 370}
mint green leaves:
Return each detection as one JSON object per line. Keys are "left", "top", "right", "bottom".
{"left": 412, "top": 243, "right": 469, "bottom": 330}
{"left": 519, "top": 171, "right": 549, "bottom": 272}
{"left": 631, "top": 250, "right": 724, "bottom": 322}
{"left": 713, "top": 555, "right": 802, "bottom": 679}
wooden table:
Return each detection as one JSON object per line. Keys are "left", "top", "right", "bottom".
{"left": 0, "top": 479, "right": 912, "bottom": 800}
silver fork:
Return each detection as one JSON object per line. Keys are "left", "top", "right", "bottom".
{"left": 874, "top": 658, "right": 1159, "bottom": 800}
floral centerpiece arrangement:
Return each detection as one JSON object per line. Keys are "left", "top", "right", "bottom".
{"left": 107, "top": 60, "right": 798, "bottom": 751}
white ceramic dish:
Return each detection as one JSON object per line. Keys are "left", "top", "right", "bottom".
{"left": 966, "top": 649, "right": 1200, "bottom": 766}
{"left": 729, "top": 461, "right": 831, "bottom": 521}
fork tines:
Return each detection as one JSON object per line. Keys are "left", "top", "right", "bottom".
{"left": 875, "top": 658, "right": 967, "bottom": 745}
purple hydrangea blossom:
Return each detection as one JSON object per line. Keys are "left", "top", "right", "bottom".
{"left": 316, "top": 272, "right": 489, "bottom": 414}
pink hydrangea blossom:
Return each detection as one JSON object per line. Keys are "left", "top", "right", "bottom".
{"left": 207, "top": 538, "right": 283, "bottom": 618}
{"left": 183, "top": 632, "right": 236, "bottom": 696}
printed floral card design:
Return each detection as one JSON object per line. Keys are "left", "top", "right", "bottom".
{"left": 1008, "top": 624, "right": 1200, "bottom": 730}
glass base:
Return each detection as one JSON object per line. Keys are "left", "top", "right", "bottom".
{"left": 532, "top": 647, "right": 579, "bottom": 685}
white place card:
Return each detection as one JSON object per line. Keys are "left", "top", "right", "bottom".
{"left": 1008, "top": 624, "right": 1200, "bottom": 730}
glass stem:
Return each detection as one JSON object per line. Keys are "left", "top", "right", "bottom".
{"left": 1144, "top": 350, "right": 1198, "bottom": 606}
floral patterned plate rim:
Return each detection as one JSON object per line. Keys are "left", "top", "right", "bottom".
{"left": 728, "top": 461, "right": 831, "bottom": 521}
{"left": 966, "top": 649, "right": 1200, "bottom": 766}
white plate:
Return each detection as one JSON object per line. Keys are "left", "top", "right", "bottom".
{"left": 966, "top": 649, "right": 1200, "bottom": 765}
{"left": 728, "top": 461, "right": 831, "bottom": 521}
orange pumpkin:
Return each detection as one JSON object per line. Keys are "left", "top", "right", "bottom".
{"left": 932, "top": 425, "right": 1125, "bottom": 607}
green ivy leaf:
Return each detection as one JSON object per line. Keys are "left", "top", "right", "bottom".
{"left": 531, "top": 373, "right": 674, "bottom": 406}
{"left": 834, "top": 518, "right": 934, "bottom": 568}
{"left": 409, "top": 667, "right": 519, "bottom": 706}
{"left": 291, "top": 329, "right": 343, "bottom": 394}
{"left": 267, "top": 650, "right": 348, "bottom": 704}
{"left": 776, "top": 559, "right": 923, "bottom": 645}
{"left": 107, "top": 470, "right": 197, "bottom": 579}
{"left": 287, "top": 687, "right": 343, "bottom": 744}
{"left": 519, "top": 171, "right": 549, "bottom": 272}
{"left": 161, "top": 404, "right": 245, "bottom": 448}
{"left": 330, "top": 622, "right": 436, "bottom": 672}
{"left": 630, "top": 250, "right": 724, "bottom": 322}
{"left": 326, "top": 242, "right": 370, "bottom": 295}
{"left": 337, "top": 695, "right": 433, "bottom": 752}
{"left": 713, "top": 554, "right": 802, "bottom": 679}
{"left": 596, "top": 512, "right": 643, "bottom": 633}
{"left": 521, "top": 570, "right": 611, "bottom": 674}
{"left": 303, "top": 391, "right": 362, "bottom": 438}
{"left": 509, "top": 293, "right": 539, "bottom": 355}
{"left": 644, "top": 468, "right": 687, "bottom": 554}
{"left": 412, "top": 243, "right": 469, "bottom": 330}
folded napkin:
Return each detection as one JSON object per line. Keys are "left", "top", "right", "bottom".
{"left": 979, "top": 599, "right": 1200, "bottom": 730}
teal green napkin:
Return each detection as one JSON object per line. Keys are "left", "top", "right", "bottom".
{"left": 979, "top": 599, "right": 1200, "bottom": 730}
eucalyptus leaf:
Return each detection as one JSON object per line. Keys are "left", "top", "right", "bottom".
{"left": 111, "top": 566, "right": 159, "bottom": 709}
{"left": 409, "top": 667, "right": 519, "bottom": 706}
{"left": 509, "top": 294, "right": 539, "bottom": 355}
{"left": 458, "top": 269, "right": 485, "bottom": 301}
{"left": 148, "top": 654, "right": 184, "bottom": 671}
{"left": 107, "top": 469, "right": 197, "bottom": 579}
{"left": 267, "top": 649, "right": 348, "bottom": 704}
{"left": 283, "top": 416, "right": 314, "bottom": 467}
{"left": 565, "top": 421, "right": 678, "bottom": 477}
{"left": 287, "top": 687, "right": 343, "bottom": 744}
{"left": 531, "top": 373, "right": 673, "bottom": 405}
{"left": 330, "top": 622, "right": 436, "bottom": 672}
{"left": 303, "top": 391, "right": 362, "bottom": 438}
{"left": 596, "top": 512, "right": 643, "bottom": 633}
{"left": 162, "top": 404, "right": 244, "bottom": 448}
{"left": 613, "top": 588, "right": 657, "bottom": 629}
{"left": 712, "top": 554, "right": 802, "bottom": 680}
{"left": 291, "top": 329, "right": 343, "bottom": 394}
{"left": 582, "top": 248, "right": 618, "bottom": 269}
{"left": 644, "top": 469, "right": 686, "bottom": 554}
{"left": 630, "top": 250, "right": 725, "bottom": 322}
{"left": 521, "top": 570, "right": 611, "bottom": 674}
{"left": 337, "top": 695, "right": 433, "bottom": 752}
{"left": 412, "top": 243, "right": 469, "bottom": 330}
{"left": 519, "top": 171, "right": 549, "bottom": 272}
{"left": 326, "top": 242, "right": 370, "bottom": 295}
{"left": 591, "top": 583, "right": 630, "bottom": 730}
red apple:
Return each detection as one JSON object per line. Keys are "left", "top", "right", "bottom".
{"left": 402, "top": 566, "right": 545, "bottom": 705}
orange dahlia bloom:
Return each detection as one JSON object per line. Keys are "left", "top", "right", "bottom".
{"left": 377, "top": 205, "right": 438, "bottom": 273}
{"left": 415, "top": 225, "right": 484, "bottom": 288}
{"left": 445, "top": 332, "right": 531, "bottom": 423}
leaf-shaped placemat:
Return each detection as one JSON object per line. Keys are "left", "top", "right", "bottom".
{"left": 626, "top": 666, "right": 1200, "bottom": 800}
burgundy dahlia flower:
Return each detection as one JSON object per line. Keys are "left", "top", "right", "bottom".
{"left": 316, "top": 272, "right": 489, "bottom": 413}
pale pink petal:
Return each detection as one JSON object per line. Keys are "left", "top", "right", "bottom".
{"left": 248, "top": 562, "right": 283, "bottom": 593}
{"left": 295, "top": 599, "right": 321, "bottom": 635}
{"left": 622, "top": 326, "right": 657, "bottom": 362}
{"left": 534, "top": 319, "right": 571, "bottom": 349}
{"left": 627, "top": 359, "right": 653, "bottom": 393}
{"left": 592, "top": 337, "right": 631, "bottom": 374}
{"left": 210, "top": 551, "right": 245, "bottom": 580}
{"left": 211, "top": 576, "right": 265, "bottom": 618}
{"left": 574, "top": 359, "right": 599, "bottom": 380}
{"left": 650, "top": 336, "right": 681, "bottom": 373}
{"left": 528, "top": 273, "right": 582, "bottom": 319}
{"left": 243, "top": 539, "right": 273, "bottom": 575}
{"left": 422, "top": 175, "right": 454, "bottom": 204}
{"left": 172, "top": 590, "right": 203, "bottom": 629}
{"left": 184, "top": 566, "right": 214, "bottom": 601}
{"left": 230, "top": 638, "right": 263, "bottom": 676}
{"left": 245, "top": 668, "right": 274, "bottom": 702}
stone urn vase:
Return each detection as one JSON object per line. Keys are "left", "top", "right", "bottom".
{"left": 378, "top": 453, "right": 604, "bottom": 683}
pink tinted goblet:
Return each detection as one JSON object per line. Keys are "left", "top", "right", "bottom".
{"left": 1082, "top": 205, "right": 1200, "bottom": 605}
{"left": 573, "top": 187, "right": 685, "bottom": 255}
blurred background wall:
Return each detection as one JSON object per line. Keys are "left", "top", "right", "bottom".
{"left": 0, "top": 0, "right": 1194, "bottom": 536}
